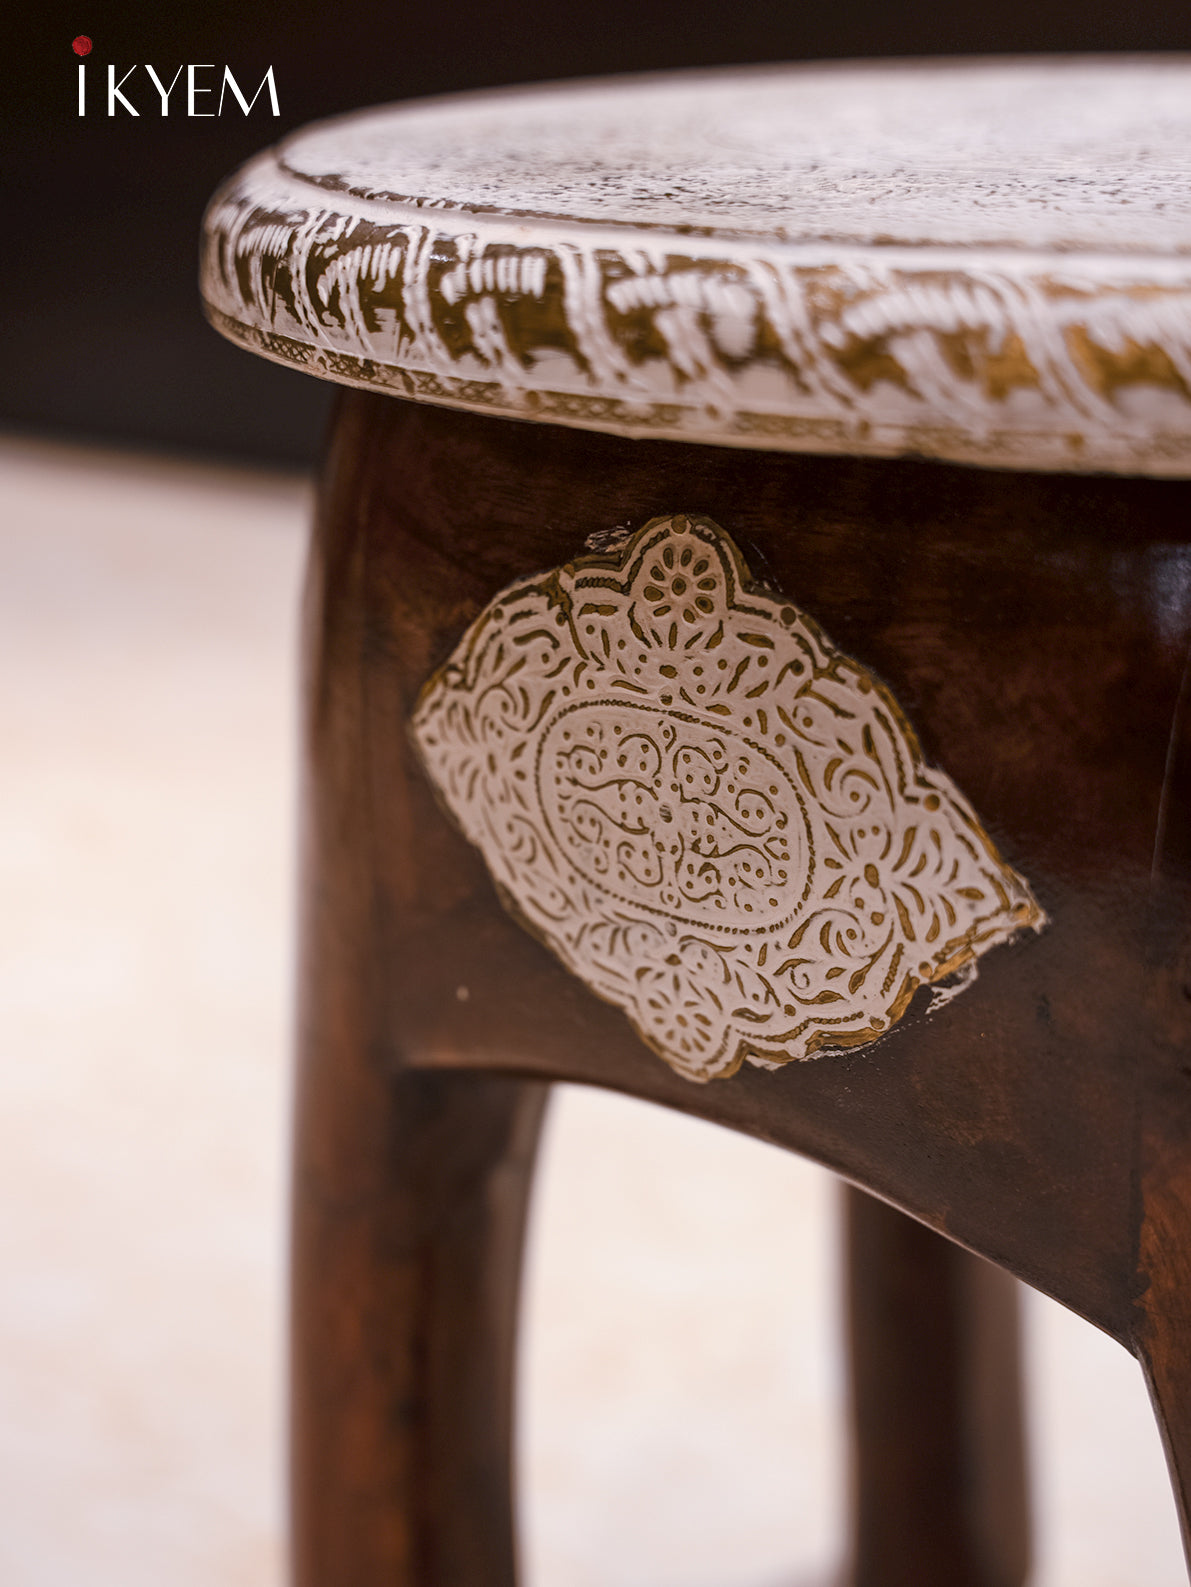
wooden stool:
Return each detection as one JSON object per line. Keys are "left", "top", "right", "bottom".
{"left": 201, "top": 58, "right": 1191, "bottom": 1586}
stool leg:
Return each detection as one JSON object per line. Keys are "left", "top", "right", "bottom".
{"left": 1134, "top": 1126, "right": 1191, "bottom": 1581}
{"left": 292, "top": 393, "right": 552, "bottom": 1586}
{"left": 843, "top": 1185, "right": 1031, "bottom": 1587}
{"left": 291, "top": 1061, "right": 547, "bottom": 1587}
{"left": 1138, "top": 1318, "right": 1191, "bottom": 1581}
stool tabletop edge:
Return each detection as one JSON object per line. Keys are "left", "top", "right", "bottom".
{"left": 201, "top": 57, "right": 1191, "bottom": 477}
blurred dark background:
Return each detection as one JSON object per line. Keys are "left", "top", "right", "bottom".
{"left": 5, "top": 2, "right": 1190, "bottom": 467}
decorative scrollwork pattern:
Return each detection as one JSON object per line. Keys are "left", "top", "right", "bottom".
{"left": 412, "top": 516, "right": 1044, "bottom": 1082}
{"left": 202, "top": 62, "right": 1191, "bottom": 478}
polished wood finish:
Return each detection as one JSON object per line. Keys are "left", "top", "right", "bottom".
{"left": 845, "top": 1186, "right": 1029, "bottom": 1587}
{"left": 291, "top": 1061, "right": 545, "bottom": 1584}
{"left": 295, "top": 386, "right": 1191, "bottom": 1584}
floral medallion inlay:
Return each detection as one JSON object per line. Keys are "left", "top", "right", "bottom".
{"left": 411, "top": 515, "right": 1044, "bottom": 1082}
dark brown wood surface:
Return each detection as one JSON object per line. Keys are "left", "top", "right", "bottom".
{"left": 845, "top": 1185, "right": 1029, "bottom": 1587}
{"left": 294, "top": 388, "right": 1191, "bottom": 1585}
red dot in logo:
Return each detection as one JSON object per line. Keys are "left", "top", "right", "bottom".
{"left": 72, "top": 35, "right": 92, "bottom": 56}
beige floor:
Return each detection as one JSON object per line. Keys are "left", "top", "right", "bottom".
{"left": 0, "top": 436, "right": 1185, "bottom": 1587}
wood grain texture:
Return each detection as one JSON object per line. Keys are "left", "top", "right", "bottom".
{"left": 845, "top": 1186, "right": 1030, "bottom": 1587}
{"left": 293, "top": 388, "right": 1191, "bottom": 1582}
{"left": 202, "top": 59, "right": 1191, "bottom": 475}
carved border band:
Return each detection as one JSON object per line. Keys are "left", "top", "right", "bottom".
{"left": 202, "top": 196, "right": 1191, "bottom": 478}
{"left": 202, "top": 63, "right": 1191, "bottom": 476}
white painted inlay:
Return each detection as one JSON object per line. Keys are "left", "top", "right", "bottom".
{"left": 201, "top": 59, "right": 1191, "bottom": 477}
{"left": 411, "top": 516, "right": 1044, "bottom": 1082}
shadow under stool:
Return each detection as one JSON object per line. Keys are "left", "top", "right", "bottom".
{"left": 201, "top": 56, "right": 1191, "bottom": 1587}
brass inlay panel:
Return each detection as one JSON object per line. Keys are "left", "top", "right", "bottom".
{"left": 412, "top": 515, "right": 1044, "bottom": 1082}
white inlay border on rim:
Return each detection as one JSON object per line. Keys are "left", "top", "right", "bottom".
{"left": 202, "top": 59, "right": 1191, "bottom": 476}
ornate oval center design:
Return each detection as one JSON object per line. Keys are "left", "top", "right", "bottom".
{"left": 411, "top": 514, "right": 1044, "bottom": 1082}
{"left": 538, "top": 701, "right": 811, "bottom": 930}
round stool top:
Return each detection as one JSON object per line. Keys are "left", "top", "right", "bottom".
{"left": 201, "top": 58, "right": 1191, "bottom": 476}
